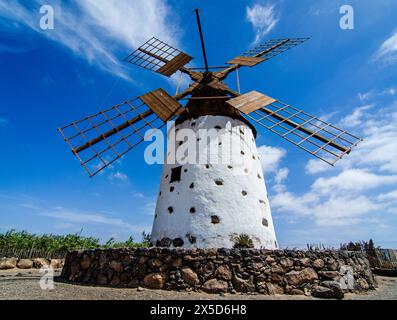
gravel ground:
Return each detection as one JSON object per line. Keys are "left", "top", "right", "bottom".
{"left": 0, "top": 269, "right": 396, "bottom": 300}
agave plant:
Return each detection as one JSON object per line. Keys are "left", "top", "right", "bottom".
{"left": 232, "top": 234, "right": 254, "bottom": 249}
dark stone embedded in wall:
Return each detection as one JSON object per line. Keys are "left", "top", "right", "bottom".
{"left": 173, "top": 238, "right": 184, "bottom": 247}
{"left": 158, "top": 238, "right": 172, "bottom": 247}
{"left": 211, "top": 215, "right": 220, "bottom": 224}
{"left": 61, "top": 248, "right": 376, "bottom": 298}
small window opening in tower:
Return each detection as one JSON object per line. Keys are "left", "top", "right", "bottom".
{"left": 170, "top": 166, "right": 182, "bottom": 183}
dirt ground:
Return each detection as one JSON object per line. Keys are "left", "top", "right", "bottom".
{"left": 0, "top": 269, "right": 396, "bottom": 300}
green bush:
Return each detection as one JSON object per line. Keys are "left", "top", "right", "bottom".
{"left": 232, "top": 234, "right": 254, "bottom": 249}
{"left": 0, "top": 229, "right": 150, "bottom": 253}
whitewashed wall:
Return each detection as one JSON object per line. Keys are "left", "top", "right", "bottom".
{"left": 151, "top": 115, "right": 278, "bottom": 249}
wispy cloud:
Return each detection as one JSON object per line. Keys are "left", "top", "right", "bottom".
{"left": 246, "top": 2, "right": 279, "bottom": 43}
{"left": 257, "top": 145, "right": 286, "bottom": 174}
{"left": 339, "top": 104, "right": 373, "bottom": 128}
{"left": 109, "top": 171, "right": 129, "bottom": 183}
{"left": 272, "top": 92, "right": 397, "bottom": 231}
{"left": 375, "top": 29, "right": 397, "bottom": 64}
{"left": 144, "top": 201, "right": 156, "bottom": 216}
{"left": 358, "top": 88, "right": 396, "bottom": 102}
{"left": 40, "top": 208, "right": 149, "bottom": 233}
{"left": 0, "top": 0, "right": 181, "bottom": 80}
{"left": 0, "top": 193, "right": 152, "bottom": 239}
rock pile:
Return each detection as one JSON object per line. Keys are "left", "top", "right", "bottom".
{"left": 0, "top": 258, "right": 64, "bottom": 270}
{"left": 61, "top": 248, "right": 376, "bottom": 299}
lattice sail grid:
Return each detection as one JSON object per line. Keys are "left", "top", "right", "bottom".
{"left": 124, "top": 37, "right": 192, "bottom": 76}
{"left": 244, "top": 101, "right": 362, "bottom": 165}
{"left": 242, "top": 38, "right": 309, "bottom": 60}
{"left": 58, "top": 98, "right": 165, "bottom": 177}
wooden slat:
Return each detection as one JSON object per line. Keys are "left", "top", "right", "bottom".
{"left": 140, "top": 88, "right": 182, "bottom": 121}
{"left": 227, "top": 56, "right": 265, "bottom": 67}
{"left": 227, "top": 91, "right": 277, "bottom": 114}
{"left": 157, "top": 52, "right": 193, "bottom": 77}
{"left": 208, "top": 79, "right": 230, "bottom": 91}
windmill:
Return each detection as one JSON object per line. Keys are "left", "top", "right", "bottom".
{"left": 58, "top": 9, "right": 362, "bottom": 249}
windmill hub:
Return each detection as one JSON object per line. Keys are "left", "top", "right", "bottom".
{"left": 58, "top": 12, "right": 361, "bottom": 250}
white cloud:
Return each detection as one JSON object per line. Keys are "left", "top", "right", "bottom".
{"left": 134, "top": 192, "right": 145, "bottom": 199}
{"left": 312, "top": 195, "right": 381, "bottom": 227}
{"left": 0, "top": 0, "right": 180, "bottom": 79}
{"left": 377, "top": 190, "right": 397, "bottom": 202}
{"left": 358, "top": 88, "right": 396, "bottom": 102}
{"left": 246, "top": 3, "right": 279, "bottom": 43}
{"left": 41, "top": 208, "right": 149, "bottom": 233}
{"left": 257, "top": 145, "right": 286, "bottom": 174}
{"left": 312, "top": 169, "right": 397, "bottom": 195}
{"left": 109, "top": 171, "right": 129, "bottom": 182}
{"left": 339, "top": 104, "right": 373, "bottom": 128}
{"left": 270, "top": 92, "right": 397, "bottom": 232}
{"left": 376, "top": 29, "right": 397, "bottom": 64}
{"left": 271, "top": 190, "right": 319, "bottom": 217}
{"left": 144, "top": 201, "right": 156, "bottom": 216}
{"left": 275, "top": 167, "right": 289, "bottom": 184}
{"left": 305, "top": 158, "right": 330, "bottom": 175}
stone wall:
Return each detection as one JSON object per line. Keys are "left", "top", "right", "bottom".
{"left": 61, "top": 248, "right": 376, "bottom": 299}
{"left": 0, "top": 257, "right": 64, "bottom": 270}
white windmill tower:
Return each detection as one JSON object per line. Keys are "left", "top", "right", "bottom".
{"left": 58, "top": 9, "right": 362, "bottom": 249}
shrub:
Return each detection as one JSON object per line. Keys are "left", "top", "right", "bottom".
{"left": 0, "top": 229, "right": 150, "bottom": 254}
{"left": 232, "top": 234, "right": 254, "bottom": 249}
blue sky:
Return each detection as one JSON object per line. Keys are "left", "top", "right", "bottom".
{"left": 1, "top": 0, "right": 397, "bottom": 248}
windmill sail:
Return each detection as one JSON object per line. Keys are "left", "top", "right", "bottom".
{"left": 227, "top": 38, "right": 309, "bottom": 66}
{"left": 227, "top": 91, "right": 362, "bottom": 165}
{"left": 58, "top": 89, "right": 182, "bottom": 177}
{"left": 124, "top": 37, "right": 193, "bottom": 77}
